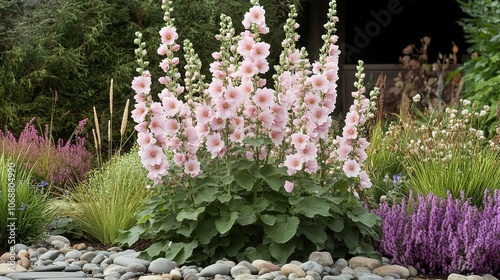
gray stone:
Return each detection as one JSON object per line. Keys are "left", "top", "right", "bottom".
{"left": 120, "top": 271, "right": 137, "bottom": 280}
{"left": 231, "top": 265, "right": 252, "bottom": 278}
{"left": 381, "top": 258, "right": 391, "bottom": 266}
{"left": 288, "top": 272, "right": 300, "bottom": 280}
{"left": 80, "top": 252, "right": 97, "bottom": 263}
{"left": 0, "top": 276, "right": 12, "bottom": 280}
{"left": 92, "top": 267, "right": 104, "bottom": 276}
{"left": 309, "top": 252, "right": 334, "bottom": 267}
{"left": 53, "top": 255, "right": 66, "bottom": 262}
{"left": 37, "top": 247, "right": 49, "bottom": 254}
{"left": 6, "top": 271, "right": 87, "bottom": 279}
{"left": 91, "top": 254, "right": 106, "bottom": 264}
{"left": 334, "top": 259, "right": 348, "bottom": 271}
{"left": 466, "top": 276, "right": 484, "bottom": 280}
{"left": 306, "top": 275, "right": 316, "bottom": 280}
{"left": 274, "top": 275, "right": 288, "bottom": 280}
{"left": 65, "top": 251, "right": 83, "bottom": 260}
{"left": 33, "top": 265, "right": 66, "bottom": 272}
{"left": 300, "top": 261, "right": 323, "bottom": 274}
{"left": 199, "top": 263, "right": 232, "bottom": 277}
{"left": 281, "top": 264, "right": 305, "bottom": 277}
{"left": 83, "top": 263, "right": 99, "bottom": 273}
{"left": 373, "top": 265, "right": 410, "bottom": 279}
{"left": 407, "top": 265, "right": 418, "bottom": 277}
{"left": 109, "top": 250, "right": 137, "bottom": 261}
{"left": 40, "top": 250, "right": 62, "bottom": 261}
{"left": 323, "top": 276, "right": 351, "bottom": 280}
{"left": 185, "top": 274, "right": 200, "bottom": 280}
{"left": 139, "top": 276, "right": 166, "bottom": 280}
{"left": 104, "top": 264, "right": 127, "bottom": 276}
{"left": 448, "top": 274, "right": 468, "bottom": 280}
{"left": 237, "top": 261, "right": 259, "bottom": 274}
{"left": 235, "top": 274, "right": 258, "bottom": 280}
{"left": 64, "top": 265, "right": 83, "bottom": 272}
{"left": 358, "top": 275, "right": 383, "bottom": 280}
{"left": 113, "top": 255, "right": 150, "bottom": 268}
{"left": 340, "top": 273, "right": 355, "bottom": 280}
{"left": 306, "top": 270, "right": 322, "bottom": 280}
{"left": 52, "top": 261, "right": 69, "bottom": 267}
{"left": 148, "top": 258, "right": 177, "bottom": 274}
{"left": 13, "top": 244, "right": 29, "bottom": 253}
{"left": 341, "top": 267, "right": 355, "bottom": 276}
{"left": 482, "top": 274, "right": 499, "bottom": 280}
{"left": 330, "top": 268, "right": 341, "bottom": 276}
{"left": 46, "top": 235, "right": 71, "bottom": 246}
{"left": 382, "top": 276, "right": 396, "bottom": 280}
{"left": 104, "top": 272, "right": 122, "bottom": 280}
{"left": 126, "top": 263, "right": 147, "bottom": 273}
{"left": 257, "top": 271, "right": 282, "bottom": 280}
{"left": 386, "top": 273, "right": 400, "bottom": 279}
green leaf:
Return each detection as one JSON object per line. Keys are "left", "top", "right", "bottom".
{"left": 253, "top": 197, "right": 270, "bottom": 212}
{"left": 342, "top": 226, "right": 359, "bottom": 250}
{"left": 174, "top": 241, "right": 198, "bottom": 264}
{"left": 237, "top": 206, "right": 257, "bottom": 226}
{"left": 176, "top": 207, "right": 205, "bottom": 221}
{"left": 234, "top": 171, "right": 256, "bottom": 191}
{"left": 328, "top": 219, "right": 344, "bottom": 232}
{"left": 243, "top": 137, "right": 264, "bottom": 147}
{"left": 217, "top": 193, "right": 232, "bottom": 203}
{"left": 260, "top": 165, "right": 287, "bottom": 191}
{"left": 292, "top": 197, "right": 331, "bottom": 218}
{"left": 194, "top": 187, "right": 220, "bottom": 205}
{"left": 115, "top": 224, "right": 144, "bottom": 246}
{"left": 244, "top": 245, "right": 271, "bottom": 261}
{"left": 269, "top": 242, "right": 295, "bottom": 263}
{"left": 221, "top": 174, "right": 235, "bottom": 185}
{"left": 145, "top": 240, "right": 171, "bottom": 259}
{"left": 260, "top": 214, "right": 276, "bottom": 226}
{"left": 299, "top": 221, "right": 328, "bottom": 246}
{"left": 263, "top": 215, "right": 299, "bottom": 243}
{"left": 195, "top": 218, "right": 218, "bottom": 245}
{"left": 137, "top": 213, "right": 152, "bottom": 224}
{"left": 354, "top": 212, "right": 378, "bottom": 227}
{"left": 215, "top": 211, "right": 238, "bottom": 235}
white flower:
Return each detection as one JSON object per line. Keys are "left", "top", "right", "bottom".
{"left": 412, "top": 94, "right": 421, "bottom": 102}
{"left": 479, "top": 110, "right": 487, "bottom": 117}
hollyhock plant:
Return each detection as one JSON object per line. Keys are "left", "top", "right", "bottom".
{"left": 122, "top": 0, "right": 381, "bottom": 265}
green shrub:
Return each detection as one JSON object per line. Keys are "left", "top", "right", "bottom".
{"left": 65, "top": 146, "right": 153, "bottom": 245}
{"left": 0, "top": 152, "right": 54, "bottom": 248}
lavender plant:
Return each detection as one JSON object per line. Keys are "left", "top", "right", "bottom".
{"left": 374, "top": 190, "right": 500, "bottom": 275}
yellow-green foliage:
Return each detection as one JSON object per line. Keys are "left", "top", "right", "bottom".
{"left": 67, "top": 146, "right": 153, "bottom": 245}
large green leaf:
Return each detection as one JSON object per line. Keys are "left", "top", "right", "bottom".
{"left": 215, "top": 211, "right": 238, "bottom": 235}
{"left": 234, "top": 171, "right": 256, "bottom": 191}
{"left": 195, "top": 218, "right": 218, "bottom": 245}
{"left": 342, "top": 225, "right": 359, "bottom": 250}
{"left": 263, "top": 215, "right": 299, "bottom": 243}
{"left": 244, "top": 245, "right": 271, "bottom": 261}
{"left": 328, "top": 219, "right": 344, "bottom": 232}
{"left": 269, "top": 242, "right": 295, "bottom": 263}
{"left": 237, "top": 206, "right": 257, "bottom": 226}
{"left": 194, "top": 187, "right": 221, "bottom": 205}
{"left": 347, "top": 211, "right": 378, "bottom": 227}
{"left": 243, "top": 137, "right": 264, "bottom": 147}
{"left": 260, "top": 165, "right": 287, "bottom": 191}
{"left": 298, "top": 221, "right": 328, "bottom": 246}
{"left": 176, "top": 207, "right": 206, "bottom": 221}
{"left": 221, "top": 174, "right": 235, "bottom": 185}
{"left": 260, "top": 214, "right": 276, "bottom": 226}
{"left": 292, "top": 196, "right": 331, "bottom": 218}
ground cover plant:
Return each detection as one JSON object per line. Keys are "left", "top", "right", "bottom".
{"left": 374, "top": 190, "right": 500, "bottom": 275}
{"left": 0, "top": 118, "right": 93, "bottom": 193}
{"left": 118, "top": 0, "right": 382, "bottom": 265}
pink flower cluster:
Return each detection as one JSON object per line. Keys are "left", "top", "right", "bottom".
{"left": 131, "top": 0, "right": 375, "bottom": 193}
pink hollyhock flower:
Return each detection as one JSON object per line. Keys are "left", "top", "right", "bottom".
{"left": 258, "top": 111, "right": 274, "bottom": 129}
{"left": 297, "top": 142, "right": 318, "bottom": 162}
{"left": 224, "top": 86, "right": 243, "bottom": 104}
{"left": 359, "top": 170, "right": 372, "bottom": 189}
{"left": 254, "top": 59, "right": 269, "bottom": 74}
{"left": 210, "top": 117, "right": 225, "bottom": 131}
{"left": 310, "top": 105, "right": 330, "bottom": 125}
{"left": 134, "top": 122, "right": 148, "bottom": 133}
{"left": 284, "top": 154, "right": 304, "bottom": 175}
{"left": 147, "top": 157, "right": 169, "bottom": 184}
{"left": 157, "top": 44, "right": 169, "bottom": 55}
{"left": 291, "top": 132, "right": 309, "bottom": 149}
{"left": 345, "top": 111, "right": 359, "bottom": 126}
{"left": 243, "top": 5, "right": 265, "bottom": 29}
{"left": 240, "top": 81, "right": 254, "bottom": 95}
{"left": 357, "top": 137, "right": 370, "bottom": 149}
{"left": 305, "top": 160, "right": 320, "bottom": 174}
{"left": 284, "top": 180, "right": 294, "bottom": 193}
{"left": 304, "top": 93, "right": 321, "bottom": 108}
{"left": 184, "top": 159, "right": 201, "bottom": 177}
{"left": 149, "top": 115, "right": 168, "bottom": 136}
{"left": 336, "top": 142, "right": 352, "bottom": 161}
{"left": 342, "top": 125, "right": 358, "bottom": 139}
{"left": 184, "top": 126, "right": 198, "bottom": 143}
{"left": 163, "top": 97, "right": 181, "bottom": 117}
{"left": 253, "top": 88, "right": 274, "bottom": 108}
{"left": 137, "top": 132, "right": 156, "bottom": 146}
{"left": 195, "top": 105, "right": 212, "bottom": 125}
{"left": 140, "top": 144, "right": 164, "bottom": 166}
{"left": 250, "top": 42, "right": 270, "bottom": 60}
{"left": 208, "top": 79, "right": 224, "bottom": 99}
{"left": 237, "top": 36, "right": 255, "bottom": 56}
{"left": 343, "top": 159, "right": 361, "bottom": 177}
{"left": 238, "top": 60, "right": 258, "bottom": 77}
{"left": 173, "top": 153, "right": 185, "bottom": 166}
{"left": 215, "top": 99, "right": 235, "bottom": 119}
{"left": 355, "top": 148, "right": 368, "bottom": 163}
{"left": 230, "top": 129, "right": 245, "bottom": 144}
{"left": 310, "top": 74, "right": 329, "bottom": 93}
{"left": 231, "top": 116, "right": 245, "bottom": 129}
{"left": 269, "top": 130, "right": 285, "bottom": 146}
{"left": 131, "top": 76, "right": 151, "bottom": 94}
{"left": 159, "top": 59, "right": 169, "bottom": 71}
{"left": 159, "top": 26, "right": 178, "bottom": 45}
{"left": 149, "top": 102, "right": 164, "bottom": 116}
{"left": 164, "top": 119, "right": 180, "bottom": 136}
{"left": 132, "top": 103, "right": 148, "bottom": 123}
{"left": 258, "top": 25, "right": 269, "bottom": 34}
{"left": 206, "top": 133, "right": 224, "bottom": 157}
{"left": 323, "top": 69, "right": 338, "bottom": 83}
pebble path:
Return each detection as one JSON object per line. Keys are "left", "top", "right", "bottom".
{"left": 0, "top": 236, "right": 497, "bottom": 280}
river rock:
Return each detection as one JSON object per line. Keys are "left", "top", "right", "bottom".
{"left": 73, "top": 243, "right": 87, "bottom": 250}
{"left": 18, "top": 257, "right": 31, "bottom": 269}
{"left": 231, "top": 265, "right": 252, "bottom": 278}
{"left": 300, "top": 261, "right": 323, "bottom": 274}
{"left": 373, "top": 265, "right": 410, "bottom": 278}
{"left": 349, "top": 257, "right": 381, "bottom": 270}
{"left": 148, "top": 258, "right": 177, "bottom": 274}
{"left": 126, "top": 263, "right": 147, "bottom": 273}
{"left": 199, "top": 263, "right": 231, "bottom": 277}
{"left": 0, "top": 263, "right": 27, "bottom": 275}
{"left": 281, "top": 264, "right": 305, "bottom": 277}
{"left": 448, "top": 274, "right": 468, "bottom": 280}
{"left": 309, "top": 252, "right": 334, "bottom": 267}
{"left": 39, "top": 250, "right": 62, "bottom": 261}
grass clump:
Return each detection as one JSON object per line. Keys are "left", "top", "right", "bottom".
{"left": 66, "top": 145, "right": 153, "bottom": 245}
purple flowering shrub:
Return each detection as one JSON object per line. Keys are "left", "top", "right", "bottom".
{"left": 374, "top": 190, "right": 500, "bottom": 275}
{"left": 0, "top": 118, "right": 93, "bottom": 192}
